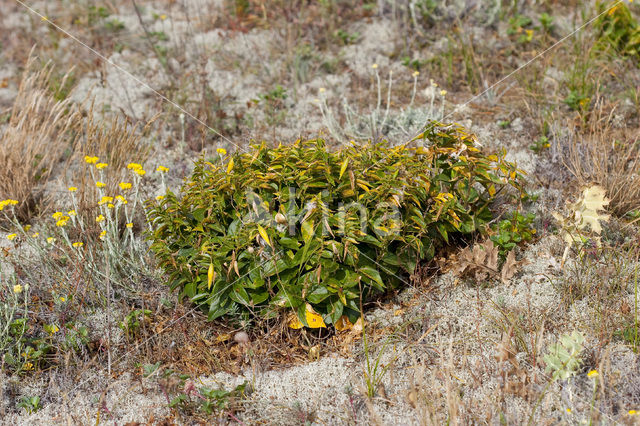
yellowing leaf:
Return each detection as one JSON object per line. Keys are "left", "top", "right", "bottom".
{"left": 207, "top": 262, "right": 215, "bottom": 290}
{"left": 488, "top": 184, "right": 496, "bottom": 197}
{"left": 573, "top": 185, "right": 610, "bottom": 234}
{"left": 289, "top": 314, "right": 304, "bottom": 329}
{"left": 339, "top": 158, "right": 349, "bottom": 179}
{"left": 288, "top": 304, "right": 327, "bottom": 329}
{"left": 226, "top": 157, "right": 234, "bottom": 174}
{"left": 334, "top": 315, "right": 353, "bottom": 331}
{"left": 305, "top": 304, "right": 326, "bottom": 328}
{"left": 257, "top": 224, "right": 272, "bottom": 248}
{"left": 301, "top": 220, "right": 314, "bottom": 244}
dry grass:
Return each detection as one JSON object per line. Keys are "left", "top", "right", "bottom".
{"left": 0, "top": 54, "right": 80, "bottom": 222}
{"left": 563, "top": 100, "right": 640, "bottom": 217}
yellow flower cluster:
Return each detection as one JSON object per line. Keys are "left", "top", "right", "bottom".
{"left": 119, "top": 182, "right": 132, "bottom": 191}
{"left": 7, "top": 233, "right": 17, "bottom": 241}
{"left": 96, "top": 162, "right": 108, "bottom": 170}
{"left": 96, "top": 181, "right": 106, "bottom": 188}
{"left": 52, "top": 211, "right": 70, "bottom": 227}
{"left": 72, "top": 242, "right": 83, "bottom": 248}
{"left": 98, "top": 196, "right": 114, "bottom": 205}
{"left": 156, "top": 165, "right": 169, "bottom": 173}
{"left": 84, "top": 155, "right": 99, "bottom": 164}
{"left": 0, "top": 199, "right": 18, "bottom": 211}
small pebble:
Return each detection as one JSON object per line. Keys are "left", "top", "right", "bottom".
{"left": 234, "top": 331, "right": 249, "bottom": 344}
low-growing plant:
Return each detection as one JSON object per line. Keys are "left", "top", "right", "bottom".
{"left": 17, "top": 395, "right": 41, "bottom": 414}
{"left": 543, "top": 331, "right": 585, "bottom": 380}
{"left": 595, "top": 1, "right": 640, "bottom": 59}
{"left": 148, "top": 121, "right": 526, "bottom": 327}
{"left": 119, "top": 308, "right": 152, "bottom": 340}
{"left": 490, "top": 211, "right": 536, "bottom": 257}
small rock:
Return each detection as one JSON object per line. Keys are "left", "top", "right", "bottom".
{"left": 234, "top": 331, "right": 249, "bottom": 344}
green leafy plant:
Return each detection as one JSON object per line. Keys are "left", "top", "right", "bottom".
{"left": 490, "top": 211, "right": 536, "bottom": 257}
{"left": 595, "top": 1, "right": 640, "bottom": 59}
{"left": 119, "top": 308, "right": 152, "bottom": 340}
{"left": 147, "top": 121, "right": 525, "bottom": 327}
{"left": 543, "top": 331, "right": 585, "bottom": 380}
{"left": 529, "top": 135, "right": 550, "bottom": 154}
{"left": 17, "top": 395, "right": 41, "bottom": 414}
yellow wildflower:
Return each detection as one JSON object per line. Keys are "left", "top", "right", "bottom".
{"left": 13, "top": 284, "right": 22, "bottom": 294}
{"left": 155, "top": 195, "right": 165, "bottom": 201}
{"left": 47, "top": 237, "right": 55, "bottom": 244}
{"left": 134, "top": 169, "right": 146, "bottom": 177}
{"left": 68, "top": 186, "right": 78, "bottom": 192}
{"left": 440, "top": 90, "right": 447, "bottom": 96}
{"left": 216, "top": 148, "right": 227, "bottom": 155}
{"left": 119, "top": 182, "right": 132, "bottom": 191}
{"left": 99, "top": 230, "right": 107, "bottom": 239}
{"left": 48, "top": 324, "right": 60, "bottom": 334}
{"left": 107, "top": 203, "right": 115, "bottom": 209}
{"left": 127, "top": 162, "right": 142, "bottom": 170}
{"left": 56, "top": 217, "right": 70, "bottom": 227}
{"left": 160, "top": 14, "right": 167, "bottom": 20}
{"left": 32, "top": 232, "right": 39, "bottom": 238}
{"left": 115, "top": 195, "right": 127, "bottom": 204}
{"left": 52, "top": 211, "right": 64, "bottom": 220}
{"left": 96, "top": 162, "right": 108, "bottom": 170}
{"left": 96, "top": 181, "right": 106, "bottom": 188}
{"left": 98, "top": 196, "right": 114, "bottom": 205}
{"left": 24, "top": 362, "right": 33, "bottom": 371}
{"left": 566, "top": 408, "right": 572, "bottom": 414}
{"left": 7, "top": 233, "right": 17, "bottom": 240}
{"left": 587, "top": 370, "right": 599, "bottom": 379}
{"left": 412, "top": 71, "right": 419, "bottom": 77}
{"left": 72, "top": 242, "right": 83, "bottom": 248}
{"left": 68, "top": 210, "right": 76, "bottom": 216}
{"left": 95, "top": 214, "right": 105, "bottom": 223}
{"left": 59, "top": 296, "right": 66, "bottom": 302}
{"left": 372, "top": 63, "right": 378, "bottom": 69}
{"left": 84, "top": 155, "right": 99, "bottom": 164}
{"left": 24, "top": 225, "right": 31, "bottom": 232}
{"left": 156, "top": 165, "right": 169, "bottom": 173}
{"left": 629, "top": 410, "right": 637, "bottom": 415}
{"left": 126, "top": 222, "right": 134, "bottom": 228}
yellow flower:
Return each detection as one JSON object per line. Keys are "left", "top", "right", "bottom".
{"left": 156, "top": 165, "right": 169, "bottom": 173}
{"left": 134, "top": 169, "right": 146, "bottom": 177}
{"left": 68, "top": 210, "right": 76, "bottom": 216}
{"left": 98, "top": 196, "right": 114, "bottom": 205}
{"left": 68, "top": 186, "right": 78, "bottom": 192}
{"left": 629, "top": 410, "right": 637, "bottom": 415}
{"left": 95, "top": 214, "right": 105, "bottom": 223}
{"left": 318, "top": 88, "right": 326, "bottom": 93}
{"left": 24, "top": 362, "right": 33, "bottom": 371}
{"left": 107, "top": 203, "right": 115, "bottom": 209}
{"left": 13, "top": 284, "right": 22, "bottom": 294}
{"left": 32, "top": 232, "right": 39, "bottom": 238}
{"left": 47, "top": 237, "right": 55, "bottom": 244}
{"left": 56, "top": 217, "right": 70, "bottom": 227}
{"left": 72, "top": 242, "right": 83, "bottom": 248}
{"left": 96, "top": 181, "right": 106, "bottom": 188}
{"left": 160, "top": 13, "right": 167, "bottom": 20}
{"left": 126, "top": 222, "right": 134, "bottom": 228}
{"left": 127, "top": 162, "right": 142, "bottom": 170}
{"left": 84, "top": 155, "right": 99, "bottom": 164}
{"left": 412, "top": 71, "right": 419, "bottom": 77}
{"left": 155, "top": 195, "right": 165, "bottom": 201}
{"left": 59, "top": 296, "right": 66, "bottom": 302}
{"left": 96, "top": 162, "right": 108, "bottom": 170}
{"left": 216, "top": 148, "right": 227, "bottom": 155}
{"left": 7, "top": 233, "right": 17, "bottom": 241}
{"left": 52, "top": 211, "right": 64, "bottom": 220}
{"left": 99, "top": 230, "right": 107, "bottom": 239}
{"left": 119, "top": 182, "right": 132, "bottom": 191}
{"left": 440, "top": 90, "right": 447, "bottom": 96}
{"left": 49, "top": 324, "right": 60, "bottom": 334}
{"left": 115, "top": 195, "right": 127, "bottom": 204}
{"left": 372, "top": 63, "right": 378, "bottom": 69}
{"left": 24, "top": 225, "right": 31, "bottom": 232}
{"left": 587, "top": 370, "right": 599, "bottom": 379}
{"left": 566, "top": 408, "right": 572, "bottom": 414}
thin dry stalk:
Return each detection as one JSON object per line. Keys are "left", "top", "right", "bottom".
{"left": 563, "top": 101, "right": 640, "bottom": 217}
{"left": 0, "top": 54, "right": 80, "bottom": 221}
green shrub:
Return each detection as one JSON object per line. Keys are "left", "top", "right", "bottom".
{"left": 147, "top": 121, "right": 525, "bottom": 326}
{"left": 595, "top": 1, "right": 640, "bottom": 59}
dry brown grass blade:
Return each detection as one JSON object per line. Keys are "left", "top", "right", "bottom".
{"left": 0, "top": 52, "right": 80, "bottom": 221}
